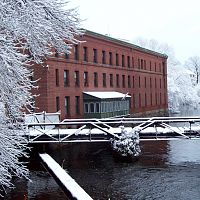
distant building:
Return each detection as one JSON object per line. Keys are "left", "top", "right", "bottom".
{"left": 185, "top": 69, "right": 196, "bottom": 86}
{"left": 32, "top": 30, "right": 168, "bottom": 119}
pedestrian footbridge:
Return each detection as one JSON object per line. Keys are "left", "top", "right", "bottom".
{"left": 24, "top": 112, "right": 200, "bottom": 144}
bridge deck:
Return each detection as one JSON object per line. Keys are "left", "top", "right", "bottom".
{"left": 25, "top": 115, "right": 200, "bottom": 143}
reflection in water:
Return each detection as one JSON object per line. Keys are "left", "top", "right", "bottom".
{"left": 4, "top": 140, "right": 200, "bottom": 200}
{"left": 168, "top": 139, "right": 200, "bottom": 164}
{"left": 4, "top": 172, "right": 66, "bottom": 200}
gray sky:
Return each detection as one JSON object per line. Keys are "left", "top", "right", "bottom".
{"left": 69, "top": 0, "right": 200, "bottom": 63}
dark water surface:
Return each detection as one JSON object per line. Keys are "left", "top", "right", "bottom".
{"left": 3, "top": 140, "right": 200, "bottom": 200}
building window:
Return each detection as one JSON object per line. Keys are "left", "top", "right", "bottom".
{"left": 164, "top": 78, "right": 166, "bottom": 88}
{"left": 150, "top": 77, "right": 152, "bottom": 88}
{"left": 110, "top": 74, "right": 113, "bottom": 87}
{"left": 144, "top": 60, "right": 146, "bottom": 70}
{"left": 64, "top": 96, "right": 70, "bottom": 116}
{"left": 84, "top": 102, "right": 100, "bottom": 113}
{"left": 84, "top": 103, "right": 89, "bottom": 113}
{"left": 128, "top": 75, "right": 131, "bottom": 88}
{"left": 55, "top": 69, "right": 59, "bottom": 86}
{"left": 74, "top": 71, "right": 80, "bottom": 87}
{"left": 56, "top": 96, "right": 60, "bottom": 112}
{"left": 116, "top": 74, "right": 120, "bottom": 87}
{"left": 160, "top": 78, "right": 162, "bottom": 89}
{"left": 74, "top": 45, "right": 78, "bottom": 60}
{"left": 96, "top": 103, "right": 100, "bottom": 113}
{"left": 122, "top": 75, "right": 125, "bottom": 88}
{"left": 155, "top": 62, "right": 157, "bottom": 71}
{"left": 102, "top": 50, "right": 106, "bottom": 64}
{"left": 145, "top": 77, "right": 147, "bottom": 88}
{"left": 122, "top": 55, "right": 125, "bottom": 67}
{"left": 138, "top": 59, "right": 140, "bottom": 69}
{"left": 94, "top": 72, "right": 98, "bottom": 87}
{"left": 84, "top": 71, "right": 89, "bottom": 87}
{"left": 163, "top": 62, "right": 166, "bottom": 75}
{"left": 83, "top": 47, "right": 88, "bottom": 62}
{"left": 64, "top": 70, "right": 69, "bottom": 87}
{"left": 141, "top": 59, "right": 143, "bottom": 69}
{"left": 93, "top": 48, "right": 97, "bottom": 63}
{"left": 116, "top": 53, "right": 119, "bottom": 66}
{"left": 139, "top": 76, "right": 141, "bottom": 88}
{"left": 75, "top": 96, "right": 80, "bottom": 114}
{"left": 109, "top": 52, "right": 113, "bottom": 65}
{"left": 100, "top": 100, "right": 129, "bottom": 113}
{"left": 155, "top": 93, "right": 158, "bottom": 105}
{"left": 127, "top": 56, "right": 130, "bottom": 68}
{"left": 103, "top": 73, "right": 106, "bottom": 87}
{"left": 133, "top": 76, "right": 135, "bottom": 88}
{"left": 160, "top": 93, "right": 162, "bottom": 105}
{"left": 90, "top": 103, "right": 95, "bottom": 113}
{"left": 151, "top": 93, "right": 153, "bottom": 106}
{"left": 155, "top": 78, "right": 157, "bottom": 88}
{"left": 150, "top": 61, "right": 152, "bottom": 71}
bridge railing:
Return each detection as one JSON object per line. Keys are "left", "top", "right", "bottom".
{"left": 25, "top": 116, "right": 200, "bottom": 143}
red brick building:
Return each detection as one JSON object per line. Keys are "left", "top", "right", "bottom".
{"left": 32, "top": 30, "right": 168, "bottom": 120}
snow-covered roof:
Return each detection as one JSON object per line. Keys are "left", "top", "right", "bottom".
{"left": 83, "top": 91, "right": 131, "bottom": 99}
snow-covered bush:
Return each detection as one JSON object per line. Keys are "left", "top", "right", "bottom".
{"left": 111, "top": 126, "right": 141, "bottom": 157}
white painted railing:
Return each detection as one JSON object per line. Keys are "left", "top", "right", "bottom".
{"left": 25, "top": 115, "right": 200, "bottom": 143}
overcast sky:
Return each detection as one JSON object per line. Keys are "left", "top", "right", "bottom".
{"left": 69, "top": 0, "right": 200, "bottom": 63}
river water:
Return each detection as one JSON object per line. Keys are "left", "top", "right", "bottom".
{"left": 3, "top": 107, "right": 200, "bottom": 200}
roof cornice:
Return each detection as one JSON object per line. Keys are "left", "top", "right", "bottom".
{"left": 84, "top": 29, "right": 168, "bottom": 59}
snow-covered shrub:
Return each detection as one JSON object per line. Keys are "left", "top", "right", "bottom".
{"left": 111, "top": 126, "right": 141, "bottom": 157}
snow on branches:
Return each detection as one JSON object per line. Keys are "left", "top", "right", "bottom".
{"left": 111, "top": 126, "right": 141, "bottom": 157}
{"left": 0, "top": 0, "right": 82, "bottom": 193}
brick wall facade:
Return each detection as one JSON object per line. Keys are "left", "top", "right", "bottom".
{"left": 32, "top": 30, "right": 168, "bottom": 120}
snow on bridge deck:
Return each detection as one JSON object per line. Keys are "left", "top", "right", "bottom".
{"left": 24, "top": 112, "right": 200, "bottom": 143}
{"left": 25, "top": 122, "right": 200, "bottom": 143}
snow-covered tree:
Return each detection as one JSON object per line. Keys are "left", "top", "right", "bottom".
{"left": 185, "top": 56, "right": 200, "bottom": 85}
{"left": 167, "top": 65, "right": 200, "bottom": 111}
{"left": 0, "top": 0, "right": 82, "bottom": 194}
{"left": 134, "top": 37, "right": 180, "bottom": 66}
{"left": 134, "top": 37, "right": 200, "bottom": 112}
